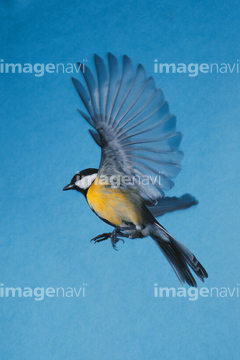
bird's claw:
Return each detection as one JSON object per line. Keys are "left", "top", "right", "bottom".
{"left": 111, "top": 235, "right": 125, "bottom": 251}
{"left": 90, "top": 232, "right": 111, "bottom": 244}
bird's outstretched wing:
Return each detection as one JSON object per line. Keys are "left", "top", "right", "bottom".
{"left": 72, "top": 53, "right": 183, "bottom": 204}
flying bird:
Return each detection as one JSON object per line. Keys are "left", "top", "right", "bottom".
{"left": 63, "top": 53, "right": 208, "bottom": 287}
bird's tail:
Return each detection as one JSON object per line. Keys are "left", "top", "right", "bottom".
{"left": 149, "top": 222, "right": 208, "bottom": 287}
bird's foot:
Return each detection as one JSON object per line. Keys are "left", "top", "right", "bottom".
{"left": 90, "top": 231, "right": 125, "bottom": 250}
{"left": 90, "top": 232, "right": 111, "bottom": 243}
{"left": 91, "top": 226, "right": 137, "bottom": 250}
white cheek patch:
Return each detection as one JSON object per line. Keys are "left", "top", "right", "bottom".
{"left": 75, "top": 173, "right": 97, "bottom": 189}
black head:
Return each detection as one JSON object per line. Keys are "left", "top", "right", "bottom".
{"left": 62, "top": 168, "right": 98, "bottom": 195}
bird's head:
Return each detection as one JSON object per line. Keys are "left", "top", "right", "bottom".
{"left": 62, "top": 168, "right": 98, "bottom": 195}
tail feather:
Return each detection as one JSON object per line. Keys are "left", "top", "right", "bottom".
{"left": 150, "top": 223, "right": 208, "bottom": 287}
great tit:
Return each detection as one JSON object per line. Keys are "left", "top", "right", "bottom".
{"left": 63, "top": 53, "right": 208, "bottom": 287}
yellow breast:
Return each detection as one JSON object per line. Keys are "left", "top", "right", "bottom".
{"left": 86, "top": 179, "right": 143, "bottom": 227}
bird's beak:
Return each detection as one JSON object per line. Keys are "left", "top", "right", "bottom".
{"left": 62, "top": 183, "right": 74, "bottom": 191}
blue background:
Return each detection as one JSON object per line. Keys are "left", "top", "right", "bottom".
{"left": 1, "top": 0, "right": 240, "bottom": 359}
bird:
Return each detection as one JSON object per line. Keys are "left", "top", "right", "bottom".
{"left": 63, "top": 53, "right": 208, "bottom": 287}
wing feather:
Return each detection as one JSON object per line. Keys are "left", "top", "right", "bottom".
{"left": 106, "top": 53, "right": 122, "bottom": 124}
{"left": 78, "top": 62, "right": 100, "bottom": 118}
{"left": 94, "top": 54, "right": 108, "bottom": 120}
{"left": 72, "top": 78, "right": 95, "bottom": 119}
